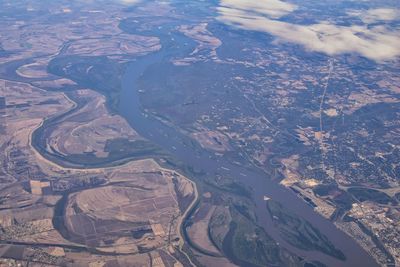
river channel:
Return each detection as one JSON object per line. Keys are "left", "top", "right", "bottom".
{"left": 117, "top": 21, "right": 378, "bottom": 267}
{"left": 0, "top": 4, "right": 380, "bottom": 267}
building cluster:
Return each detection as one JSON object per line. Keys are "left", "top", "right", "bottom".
{"left": 349, "top": 202, "right": 400, "bottom": 266}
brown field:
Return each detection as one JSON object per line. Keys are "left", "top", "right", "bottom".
{"left": 47, "top": 89, "right": 143, "bottom": 158}
{"left": 187, "top": 204, "right": 220, "bottom": 255}
{"left": 31, "top": 78, "right": 78, "bottom": 90}
{"left": 173, "top": 23, "right": 222, "bottom": 65}
{"left": 16, "top": 57, "right": 54, "bottom": 79}
{"left": 0, "top": 77, "right": 196, "bottom": 266}
{"left": 64, "top": 34, "right": 160, "bottom": 60}
{"left": 58, "top": 160, "right": 194, "bottom": 254}
{"left": 0, "top": 2, "right": 162, "bottom": 66}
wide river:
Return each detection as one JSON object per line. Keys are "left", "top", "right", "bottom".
{"left": 117, "top": 26, "right": 378, "bottom": 267}
{"left": 0, "top": 8, "right": 379, "bottom": 267}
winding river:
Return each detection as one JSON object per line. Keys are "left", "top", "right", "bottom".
{"left": 116, "top": 23, "right": 379, "bottom": 267}
{"left": 0, "top": 14, "right": 379, "bottom": 267}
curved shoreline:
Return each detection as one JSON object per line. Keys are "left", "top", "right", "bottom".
{"left": 27, "top": 51, "right": 379, "bottom": 267}
{"left": 30, "top": 89, "right": 169, "bottom": 169}
{"left": 22, "top": 21, "right": 379, "bottom": 267}
{"left": 25, "top": 83, "right": 201, "bottom": 261}
{"left": 116, "top": 33, "right": 379, "bottom": 267}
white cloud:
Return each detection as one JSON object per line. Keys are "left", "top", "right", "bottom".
{"left": 347, "top": 8, "right": 399, "bottom": 24}
{"left": 219, "top": 0, "right": 297, "bottom": 19}
{"left": 120, "top": 0, "right": 141, "bottom": 4}
{"left": 76, "top": 0, "right": 141, "bottom": 4}
{"left": 217, "top": 0, "right": 400, "bottom": 61}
